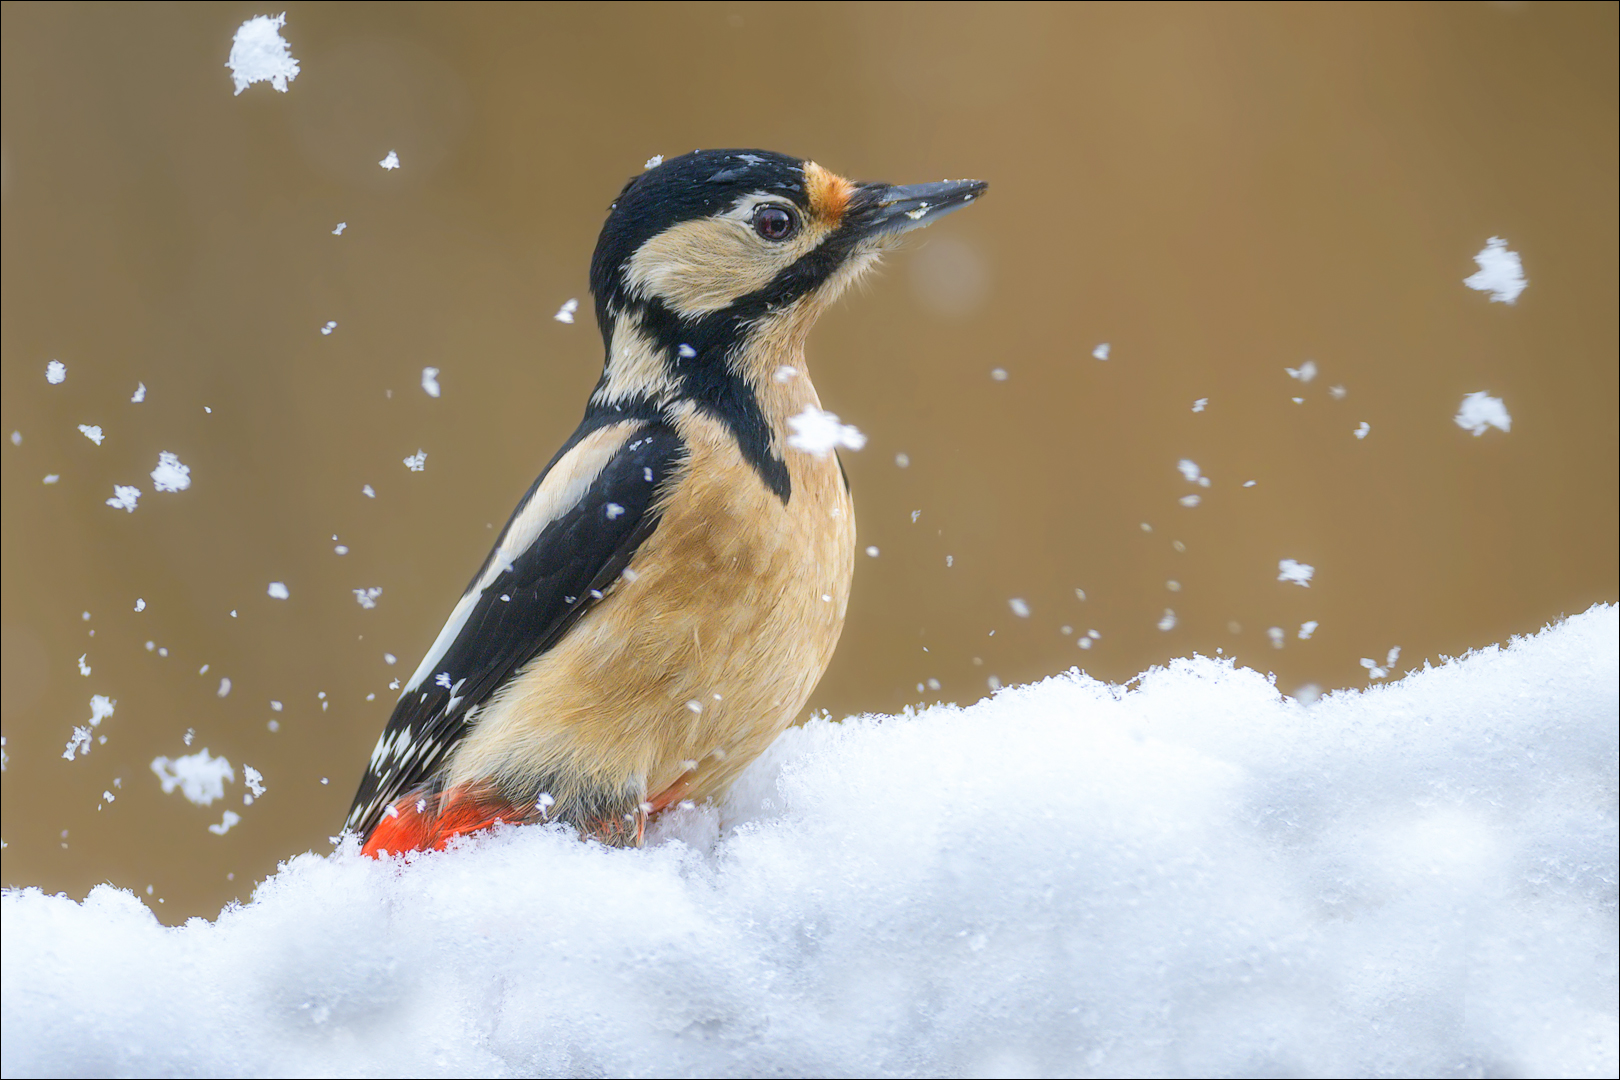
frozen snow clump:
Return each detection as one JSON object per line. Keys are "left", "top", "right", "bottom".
{"left": 786, "top": 406, "right": 866, "bottom": 457}
{"left": 150, "top": 749, "right": 234, "bottom": 806}
{"left": 149, "top": 452, "right": 191, "bottom": 493}
{"left": 45, "top": 360, "right": 66, "bottom": 384}
{"left": 1277, "top": 558, "right": 1314, "bottom": 587}
{"left": 4, "top": 606, "right": 1616, "bottom": 1079}
{"left": 105, "top": 486, "right": 140, "bottom": 512}
{"left": 1455, "top": 391, "right": 1512, "bottom": 436}
{"left": 1464, "top": 237, "right": 1527, "bottom": 303}
{"left": 226, "top": 13, "right": 300, "bottom": 96}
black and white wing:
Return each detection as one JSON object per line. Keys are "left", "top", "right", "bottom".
{"left": 346, "top": 419, "right": 684, "bottom": 837}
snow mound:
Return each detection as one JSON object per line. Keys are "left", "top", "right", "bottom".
{"left": 4, "top": 605, "right": 1616, "bottom": 1078}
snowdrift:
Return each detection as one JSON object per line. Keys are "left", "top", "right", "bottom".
{"left": 4, "top": 605, "right": 1616, "bottom": 1078}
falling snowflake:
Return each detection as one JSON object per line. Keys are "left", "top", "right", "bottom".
{"left": 226, "top": 13, "right": 300, "bottom": 95}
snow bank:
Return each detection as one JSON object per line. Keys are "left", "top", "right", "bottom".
{"left": 4, "top": 605, "right": 1616, "bottom": 1078}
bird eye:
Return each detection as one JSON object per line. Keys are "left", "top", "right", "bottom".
{"left": 752, "top": 205, "right": 798, "bottom": 242}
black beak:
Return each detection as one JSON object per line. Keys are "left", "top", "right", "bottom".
{"left": 851, "top": 178, "right": 988, "bottom": 238}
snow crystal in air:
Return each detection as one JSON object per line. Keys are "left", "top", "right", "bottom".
{"left": 1354, "top": 422, "right": 1370, "bottom": 440}
{"left": 894, "top": 453, "right": 910, "bottom": 468}
{"left": 1464, "top": 237, "right": 1527, "bottom": 304}
{"left": 379, "top": 150, "right": 400, "bottom": 171}
{"left": 266, "top": 582, "right": 289, "bottom": 600}
{"left": 786, "top": 406, "right": 866, "bottom": 458}
{"left": 1156, "top": 608, "right": 1178, "bottom": 632}
{"left": 1329, "top": 385, "right": 1347, "bottom": 399}
{"left": 227, "top": 13, "right": 300, "bottom": 96}
{"left": 1191, "top": 398, "right": 1207, "bottom": 413}
{"left": 105, "top": 486, "right": 140, "bottom": 512}
{"left": 79, "top": 425, "right": 104, "bottom": 445}
{"left": 1299, "top": 620, "right": 1319, "bottom": 640}
{"left": 1286, "top": 360, "right": 1318, "bottom": 383}
{"left": 362, "top": 484, "right": 375, "bottom": 498}
{"left": 1361, "top": 646, "right": 1403, "bottom": 681}
{"left": 773, "top": 365, "right": 798, "bottom": 383}
{"left": 604, "top": 503, "right": 625, "bottom": 520}
{"left": 1455, "top": 391, "right": 1511, "bottom": 436}
{"left": 1176, "top": 459, "right": 1211, "bottom": 486}
{"left": 208, "top": 811, "right": 242, "bottom": 836}
{"left": 554, "top": 299, "right": 579, "bottom": 324}
{"left": 135, "top": 599, "right": 145, "bottom": 612}
{"left": 1091, "top": 343, "right": 1110, "bottom": 360}
{"left": 150, "top": 451, "right": 191, "bottom": 492}
{"left": 352, "top": 588, "right": 382, "bottom": 610}
{"left": 131, "top": 383, "right": 146, "bottom": 403}
{"left": 77, "top": 654, "right": 91, "bottom": 676}
{"left": 1178, "top": 495, "right": 1201, "bottom": 508}
{"left": 332, "top": 222, "right": 346, "bottom": 236}
{"left": 319, "top": 321, "right": 337, "bottom": 336}
{"left": 1008, "top": 598, "right": 1030, "bottom": 618}
{"left": 152, "top": 748, "right": 233, "bottom": 806}
{"left": 62, "top": 728, "right": 91, "bottom": 761}
{"left": 865, "top": 546, "right": 880, "bottom": 558}
{"left": 421, "top": 367, "right": 441, "bottom": 398}
{"left": 677, "top": 344, "right": 697, "bottom": 360}
{"left": 43, "top": 474, "right": 59, "bottom": 484}
{"left": 644, "top": 154, "right": 664, "bottom": 169}
{"left": 990, "top": 368, "right": 1008, "bottom": 381}
{"left": 217, "top": 678, "right": 232, "bottom": 698}
{"left": 1267, "top": 627, "right": 1286, "bottom": 649}
{"left": 403, "top": 450, "right": 427, "bottom": 472}
{"left": 1242, "top": 480, "right": 1256, "bottom": 488}
{"left": 63, "top": 696, "right": 116, "bottom": 760}
{"left": 46, "top": 360, "right": 66, "bottom": 384}
{"left": 1277, "top": 558, "right": 1314, "bottom": 587}
{"left": 8, "top": 431, "right": 19, "bottom": 446}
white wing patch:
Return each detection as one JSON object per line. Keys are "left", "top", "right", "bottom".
{"left": 401, "top": 425, "right": 640, "bottom": 695}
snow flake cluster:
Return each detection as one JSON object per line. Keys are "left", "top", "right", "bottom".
{"left": 226, "top": 13, "right": 300, "bottom": 96}
{"left": 786, "top": 406, "right": 866, "bottom": 457}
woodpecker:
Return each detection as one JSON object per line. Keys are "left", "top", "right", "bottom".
{"left": 347, "top": 149, "right": 986, "bottom": 855}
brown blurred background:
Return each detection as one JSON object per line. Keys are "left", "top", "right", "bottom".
{"left": 2, "top": 2, "right": 1615, "bottom": 923}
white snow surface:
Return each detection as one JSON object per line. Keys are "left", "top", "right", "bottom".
{"left": 226, "top": 14, "right": 300, "bottom": 96}
{"left": 1464, "top": 237, "right": 1528, "bottom": 304}
{"left": 1456, "top": 391, "right": 1513, "bottom": 436}
{"left": 4, "top": 606, "right": 1617, "bottom": 1079}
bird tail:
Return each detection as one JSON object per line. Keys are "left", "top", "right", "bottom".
{"left": 360, "top": 780, "right": 663, "bottom": 857}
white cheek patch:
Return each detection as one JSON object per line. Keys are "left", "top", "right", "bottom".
{"left": 624, "top": 199, "right": 832, "bottom": 317}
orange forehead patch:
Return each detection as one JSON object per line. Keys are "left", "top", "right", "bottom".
{"left": 803, "top": 162, "right": 855, "bottom": 226}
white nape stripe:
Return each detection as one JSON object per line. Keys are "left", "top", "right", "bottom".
{"left": 400, "top": 424, "right": 640, "bottom": 696}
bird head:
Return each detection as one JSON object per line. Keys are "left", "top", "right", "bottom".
{"left": 586, "top": 150, "right": 986, "bottom": 410}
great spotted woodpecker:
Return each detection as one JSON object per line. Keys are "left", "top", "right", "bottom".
{"left": 347, "top": 149, "right": 986, "bottom": 855}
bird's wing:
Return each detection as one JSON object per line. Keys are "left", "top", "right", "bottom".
{"left": 346, "top": 418, "right": 684, "bottom": 838}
